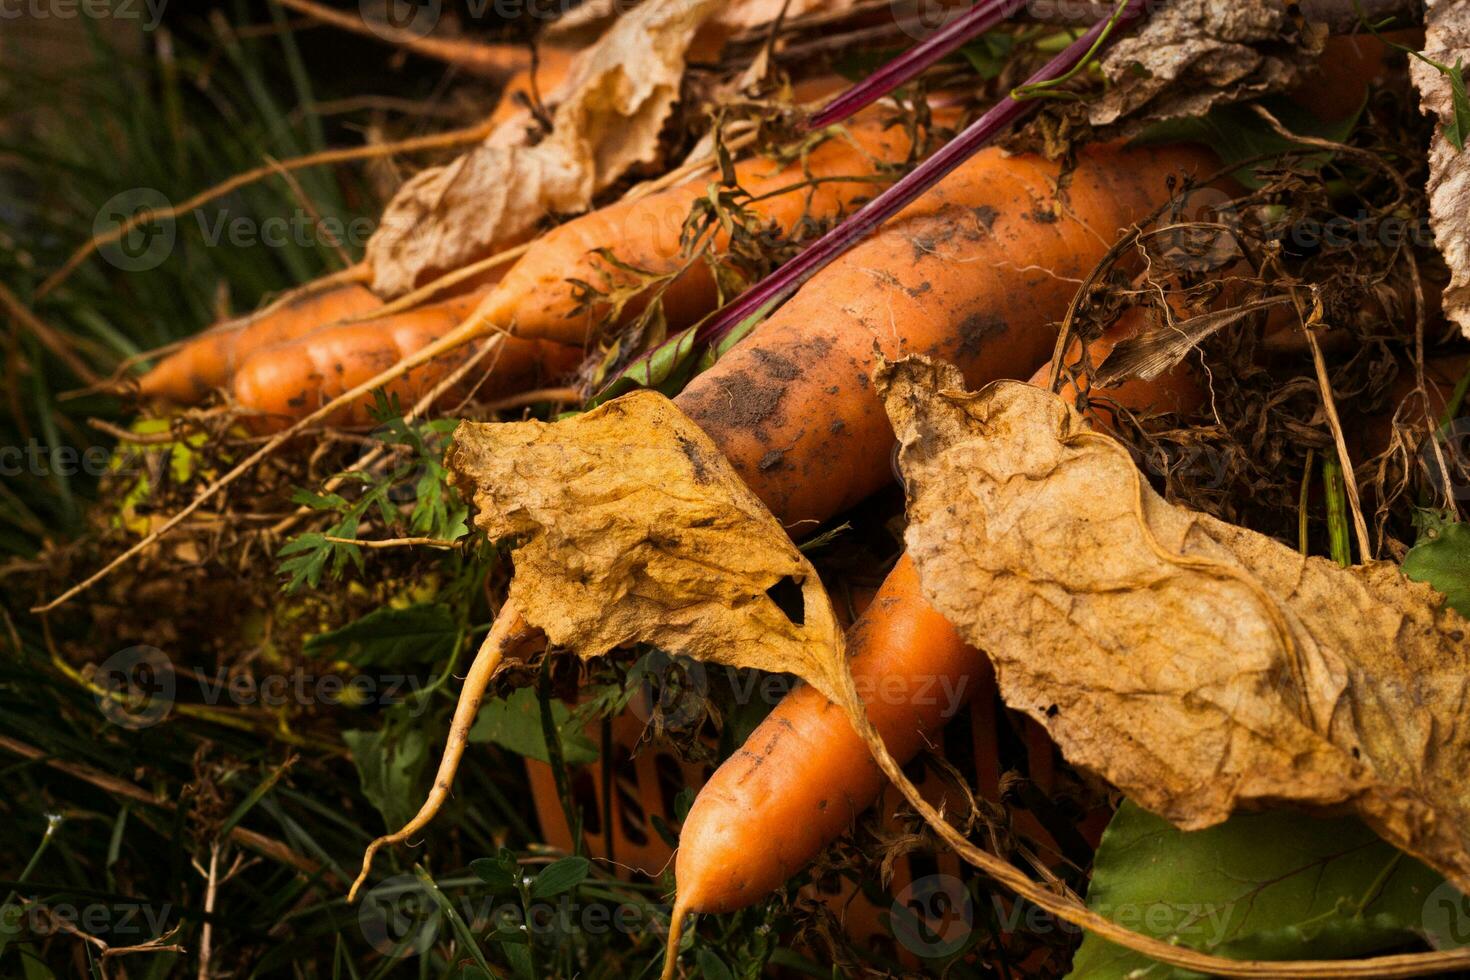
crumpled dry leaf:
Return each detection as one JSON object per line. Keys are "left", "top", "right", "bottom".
{"left": 366, "top": 0, "right": 722, "bottom": 297}
{"left": 1090, "top": 0, "right": 1326, "bottom": 133}
{"left": 445, "top": 390, "right": 846, "bottom": 702}
{"left": 879, "top": 355, "right": 1470, "bottom": 892}
{"left": 1412, "top": 0, "right": 1470, "bottom": 339}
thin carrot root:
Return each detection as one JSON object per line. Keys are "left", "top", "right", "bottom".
{"left": 660, "top": 897, "right": 691, "bottom": 980}
{"left": 347, "top": 603, "right": 527, "bottom": 903}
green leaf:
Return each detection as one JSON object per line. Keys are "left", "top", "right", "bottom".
{"left": 957, "top": 34, "right": 1015, "bottom": 82}
{"left": 530, "top": 856, "right": 589, "bottom": 900}
{"left": 1068, "top": 801, "right": 1449, "bottom": 979}
{"left": 305, "top": 603, "right": 460, "bottom": 668}
{"left": 342, "top": 725, "right": 431, "bottom": 831}
{"left": 470, "top": 852, "right": 520, "bottom": 893}
{"left": 1444, "top": 59, "right": 1470, "bottom": 152}
{"left": 695, "top": 949, "right": 735, "bottom": 980}
{"left": 1403, "top": 519, "right": 1470, "bottom": 618}
{"left": 467, "top": 687, "right": 598, "bottom": 765}
{"left": 1134, "top": 95, "right": 1363, "bottom": 189}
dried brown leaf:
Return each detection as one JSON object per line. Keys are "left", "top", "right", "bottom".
{"left": 445, "top": 390, "right": 847, "bottom": 702}
{"left": 1090, "top": 0, "right": 1326, "bottom": 133}
{"left": 1411, "top": 0, "right": 1470, "bottom": 339}
{"left": 880, "top": 355, "right": 1470, "bottom": 892}
{"left": 366, "top": 0, "right": 723, "bottom": 297}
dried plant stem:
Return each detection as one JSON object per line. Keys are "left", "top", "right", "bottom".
{"left": 0, "top": 281, "right": 103, "bottom": 384}
{"left": 276, "top": 0, "right": 531, "bottom": 78}
{"left": 322, "top": 535, "right": 457, "bottom": 549}
{"left": 1304, "top": 326, "right": 1373, "bottom": 561}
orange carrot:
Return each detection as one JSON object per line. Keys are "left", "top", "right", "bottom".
{"left": 139, "top": 282, "right": 380, "bottom": 403}
{"left": 474, "top": 114, "right": 943, "bottom": 347}
{"left": 231, "top": 289, "right": 580, "bottom": 432}
{"left": 675, "top": 139, "right": 1215, "bottom": 530}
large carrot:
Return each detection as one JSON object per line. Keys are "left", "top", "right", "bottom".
{"left": 675, "top": 139, "right": 1215, "bottom": 530}
{"left": 139, "top": 282, "right": 380, "bottom": 403}
{"left": 232, "top": 290, "right": 580, "bottom": 431}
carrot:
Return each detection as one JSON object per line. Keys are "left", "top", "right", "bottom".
{"left": 675, "top": 139, "right": 1215, "bottom": 530}
{"left": 232, "top": 290, "right": 581, "bottom": 432}
{"left": 138, "top": 282, "right": 380, "bottom": 403}
{"left": 660, "top": 308, "right": 1207, "bottom": 977}
{"left": 474, "top": 114, "right": 942, "bottom": 348}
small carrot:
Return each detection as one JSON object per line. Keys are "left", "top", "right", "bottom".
{"left": 139, "top": 281, "right": 380, "bottom": 404}
{"left": 232, "top": 290, "right": 580, "bottom": 431}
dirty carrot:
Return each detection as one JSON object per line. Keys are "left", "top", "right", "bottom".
{"left": 232, "top": 289, "right": 580, "bottom": 432}
{"left": 675, "top": 139, "right": 1215, "bottom": 530}
{"left": 471, "top": 114, "right": 943, "bottom": 348}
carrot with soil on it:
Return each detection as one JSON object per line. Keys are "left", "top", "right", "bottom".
{"left": 231, "top": 289, "right": 581, "bottom": 432}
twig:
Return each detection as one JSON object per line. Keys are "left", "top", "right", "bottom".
{"left": 323, "top": 535, "right": 458, "bottom": 549}
{"left": 275, "top": 0, "right": 531, "bottom": 78}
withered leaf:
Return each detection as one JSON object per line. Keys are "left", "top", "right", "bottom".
{"left": 1411, "top": 0, "right": 1470, "bottom": 339}
{"left": 366, "top": 0, "right": 723, "bottom": 297}
{"left": 1090, "top": 0, "right": 1325, "bottom": 135}
{"left": 880, "top": 355, "right": 1470, "bottom": 892}
{"left": 445, "top": 391, "right": 846, "bottom": 703}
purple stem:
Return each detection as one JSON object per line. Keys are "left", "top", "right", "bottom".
{"left": 693, "top": 2, "right": 1144, "bottom": 348}
{"left": 806, "top": 0, "right": 1029, "bottom": 131}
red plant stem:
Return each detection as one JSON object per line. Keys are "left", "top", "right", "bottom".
{"left": 806, "top": 0, "right": 1029, "bottom": 130}
{"left": 706, "top": 4, "right": 1143, "bottom": 340}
